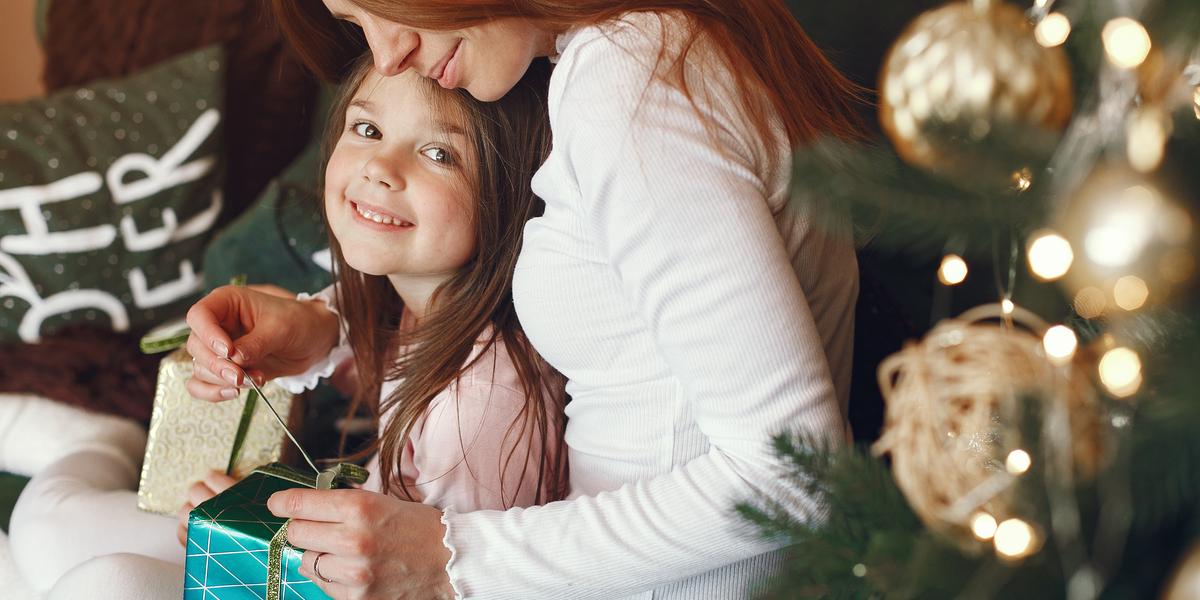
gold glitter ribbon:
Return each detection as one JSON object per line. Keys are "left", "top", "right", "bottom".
{"left": 261, "top": 463, "right": 370, "bottom": 600}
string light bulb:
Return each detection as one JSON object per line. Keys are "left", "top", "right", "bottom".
{"left": 1027, "top": 230, "right": 1074, "bottom": 280}
{"left": 1113, "top": 275, "right": 1150, "bottom": 311}
{"left": 1073, "top": 287, "right": 1107, "bottom": 319}
{"left": 1102, "top": 18, "right": 1152, "bottom": 69}
{"left": 994, "top": 518, "right": 1038, "bottom": 558}
{"left": 971, "top": 512, "right": 998, "bottom": 540}
{"left": 1042, "top": 325, "right": 1078, "bottom": 364}
{"left": 1127, "top": 107, "right": 1170, "bottom": 173}
{"left": 939, "top": 254, "right": 969, "bottom": 285}
{"left": 1099, "top": 347, "right": 1143, "bottom": 397}
{"left": 1005, "top": 449, "right": 1032, "bottom": 474}
{"left": 1035, "top": 12, "right": 1071, "bottom": 48}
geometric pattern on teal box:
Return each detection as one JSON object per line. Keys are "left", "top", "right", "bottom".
{"left": 185, "top": 469, "right": 330, "bottom": 599}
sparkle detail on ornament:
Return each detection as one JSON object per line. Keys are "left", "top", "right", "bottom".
{"left": 1011, "top": 168, "right": 1033, "bottom": 192}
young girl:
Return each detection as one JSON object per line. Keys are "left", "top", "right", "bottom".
{"left": 12, "top": 53, "right": 565, "bottom": 598}
{"left": 186, "top": 0, "right": 866, "bottom": 597}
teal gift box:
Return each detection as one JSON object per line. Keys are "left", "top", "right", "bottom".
{"left": 184, "top": 462, "right": 368, "bottom": 600}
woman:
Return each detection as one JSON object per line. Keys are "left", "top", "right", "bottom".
{"left": 188, "top": 0, "right": 864, "bottom": 597}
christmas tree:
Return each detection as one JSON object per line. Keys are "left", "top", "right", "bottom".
{"left": 750, "top": 1, "right": 1200, "bottom": 597}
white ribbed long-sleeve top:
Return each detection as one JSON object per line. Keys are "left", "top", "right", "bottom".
{"left": 441, "top": 12, "right": 859, "bottom": 599}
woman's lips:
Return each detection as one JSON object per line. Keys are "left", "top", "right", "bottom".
{"left": 436, "top": 41, "right": 463, "bottom": 89}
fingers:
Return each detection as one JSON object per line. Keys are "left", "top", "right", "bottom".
{"left": 185, "top": 361, "right": 240, "bottom": 402}
{"left": 249, "top": 284, "right": 295, "bottom": 299}
{"left": 177, "top": 503, "right": 193, "bottom": 547}
{"left": 301, "top": 551, "right": 352, "bottom": 598}
{"left": 186, "top": 289, "right": 241, "bottom": 361}
{"left": 203, "top": 470, "right": 238, "bottom": 495}
{"left": 268, "top": 488, "right": 369, "bottom": 523}
{"left": 186, "top": 317, "right": 246, "bottom": 403}
{"left": 301, "top": 549, "right": 371, "bottom": 592}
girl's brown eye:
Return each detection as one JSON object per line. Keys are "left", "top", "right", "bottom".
{"left": 421, "top": 146, "right": 452, "bottom": 164}
{"left": 352, "top": 122, "right": 380, "bottom": 139}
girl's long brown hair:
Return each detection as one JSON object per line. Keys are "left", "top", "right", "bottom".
{"left": 326, "top": 55, "right": 567, "bottom": 506}
{"left": 272, "top": 0, "right": 867, "bottom": 158}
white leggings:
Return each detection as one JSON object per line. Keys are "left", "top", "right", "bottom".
{"left": 5, "top": 396, "right": 184, "bottom": 596}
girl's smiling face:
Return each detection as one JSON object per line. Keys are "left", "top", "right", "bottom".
{"left": 324, "top": 70, "right": 477, "bottom": 284}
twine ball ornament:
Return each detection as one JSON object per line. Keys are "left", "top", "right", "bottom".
{"left": 872, "top": 305, "right": 1106, "bottom": 541}
{"left": 1057, "top": 166, "right": 1196, "bottom": 317}
{"left": 878, "top": 0, "right": 1074, "bottom": 178}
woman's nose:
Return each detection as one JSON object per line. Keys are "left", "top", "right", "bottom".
{"left": 362, "top": 19, "right": 418, "bottom": 77}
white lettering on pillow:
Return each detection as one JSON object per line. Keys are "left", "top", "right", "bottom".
{"left": 0, "top": 172, "right": 115, "bottom": 255}
{"left": 107, "top": 109, "right": 220, "bottom": 205}
{"left": 0, "top": 250, "right": 129, "bottom": 342}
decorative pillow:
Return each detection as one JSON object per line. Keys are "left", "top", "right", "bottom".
{"left": 0, "top": 45, "right": 226, "bottom": 343}
{"left": 41, "top": 0, "right": 320, "bottom": 217}
{"left": 203, "top": 87, "right": 335, "bottom": 295}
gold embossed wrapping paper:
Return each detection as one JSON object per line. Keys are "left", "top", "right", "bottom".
{"left": 137, "top": 348, "right": 295, "bottom": 515}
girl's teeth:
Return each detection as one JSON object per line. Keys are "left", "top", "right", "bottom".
{"left": 355, "top": 204, "right": 407, "bottom": 226}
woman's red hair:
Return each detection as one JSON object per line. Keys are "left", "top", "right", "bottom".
{"left": 272, "top": 0, "right": 866, "bottom": 151}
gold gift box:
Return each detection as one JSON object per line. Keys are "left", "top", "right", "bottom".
{"left": 137, "top": 348, "right": 297, "bottom": 515}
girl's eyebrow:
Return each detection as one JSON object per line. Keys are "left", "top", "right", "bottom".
{"left": 349, "top": 99, "right": 376, "bottom": 113}
{"left": 431, "top": 121, "right": 469, "bottom": 138}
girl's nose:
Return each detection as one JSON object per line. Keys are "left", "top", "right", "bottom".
{"left": 363, "top": 20, "right": 418, "bottom": 77}
{"left": 362, "top": 154, "right": 405, "bottom": 191}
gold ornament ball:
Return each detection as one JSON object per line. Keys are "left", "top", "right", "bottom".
{"left": 872, "top": 304, "right": 1106, "bottom": 542}
{"left": 1057, "top": 167, "right": 1196, "bottom": 316}
{"left": 879, "top": 0, "right": 1074, "bottom": 176}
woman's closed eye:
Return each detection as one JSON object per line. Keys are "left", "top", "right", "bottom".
{"left": 351, "top": 121, "right": 381, "bottom": 140}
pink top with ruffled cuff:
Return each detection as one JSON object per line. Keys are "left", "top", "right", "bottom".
{"left": 278, "top": 285, "right": 561, "bottom": 512}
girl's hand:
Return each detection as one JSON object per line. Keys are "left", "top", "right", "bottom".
{"left": 268, "top": 488, "right": 455, "bottom": 599}
{"left": 185, "top": 285, "right": 341, "bottom": 401}
{"left": 177, "top": 470, "right": 239, "bottom": 546}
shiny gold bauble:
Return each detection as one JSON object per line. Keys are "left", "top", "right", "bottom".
{"left": 879, "top": 0, "right": 1074, "bottom": 176}
{"left": 1058, "top": 167, "right": 1196, "bottom": 318}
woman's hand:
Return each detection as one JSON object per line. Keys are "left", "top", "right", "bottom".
{"left": 185, "top": 285, "right": 341, "bottom": 401}
{"left": 268, "top": 488, "right": 455, "bottom": 599}
{"left": 177, "top": 470, "right": 239, "bottom": 546}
